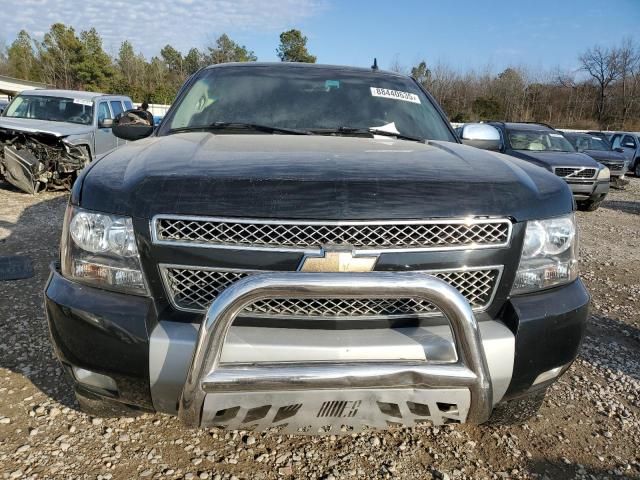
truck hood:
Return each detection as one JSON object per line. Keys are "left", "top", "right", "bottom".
{"left": 78, "top": 133, "right": 573, "bottom": 221}
{"left": 512, "top": 150, "right": 601, "bottom": 169}
{"left": 0, "top": 117, "right": 92, "bottom": 137}
{"left": 581, "top": 149, "right": 626, "bottom": 164}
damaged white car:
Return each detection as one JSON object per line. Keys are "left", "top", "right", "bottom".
{"left": 0, "top": 90, "right": 134, "bottom": 194}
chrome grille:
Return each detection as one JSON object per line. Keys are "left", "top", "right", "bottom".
{"left": 601, "top": 162, "right": 623, "bottom": 172}
{"left": 161, "top": 267, "right": 500, "bottom": 315}
{"left": 554, "top": 167, "right": 597, "bottom": 179}
{"left": 154, "top": 217, "right": 511, "bottom": 251}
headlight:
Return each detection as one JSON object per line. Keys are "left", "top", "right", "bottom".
{"left": 597, "top": 166, "right": 610, "bottom": 180}
{"left": 511, "top": 214, "right": 578, "bottom": 295}
{"left": 61, "top": 206, "right": 148, "bottom": 294}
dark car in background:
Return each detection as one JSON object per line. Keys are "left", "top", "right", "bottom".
{"left": 586, "top": 131, "right": 613, "bottom": 143}
{"left": 562, "top": 131, "right": 628, "bottom": 187}
{"left": 609, "top": 132, "right": 640, "bottom": 176}
{"left": 462, "top": 122, "right": 609, "bottom": 211}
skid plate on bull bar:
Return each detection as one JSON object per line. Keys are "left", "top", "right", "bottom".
{"left": 178, "top": 272, "right": 493, "bottom": 431}
{"left": 201, "top": 388, "right": 470, "bottom": 434}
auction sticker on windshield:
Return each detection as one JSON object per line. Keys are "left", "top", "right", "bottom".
{"left": 370, "top": 87, "right": 421, "bottom": 104}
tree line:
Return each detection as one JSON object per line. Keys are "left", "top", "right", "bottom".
{"left": 407, "top": 37, "right": 640, "bottom": 130}
{"left": 0, "top": 23, "right": 638, "bottom": 130}
{"left": 0, "top": 24, "right": 316, "bottom": 105}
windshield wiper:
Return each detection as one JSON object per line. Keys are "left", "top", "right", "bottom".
{"left": 369, "top": 128, "right": 426, "bottom": 143}
{"left": 310, "top": 127, "right": 425, "bottom": 143}
{"left": 168, "top": 122, "right": 312, "bottom": 136}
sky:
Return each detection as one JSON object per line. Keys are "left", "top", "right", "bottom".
{"left": 1, "top": 0, "right": 639, "bottom": 74}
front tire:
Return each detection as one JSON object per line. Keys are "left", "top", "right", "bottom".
{"left": 577, "top": 199, "right": 602, "bottom": 211}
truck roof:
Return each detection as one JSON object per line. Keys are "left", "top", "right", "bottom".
{"left": 19, "top": 89, "right": 128, "bottom": 101}
{"left": 491, "top": 122, "right": 556, "bottom": 131}
{"left": 203, "top": 61, "right": 406, "bottom": 78}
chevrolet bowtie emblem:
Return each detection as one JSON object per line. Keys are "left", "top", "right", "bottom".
{"left": 299, "top": 251, "right": 378, "bottom": 272}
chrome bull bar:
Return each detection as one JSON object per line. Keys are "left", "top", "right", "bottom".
{"left": 178, "top": 272, "right": 493, "bottom": 429}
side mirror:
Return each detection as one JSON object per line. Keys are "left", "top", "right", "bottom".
{"left": 112, "top": 109, "right": 154, "bottom": 141}
{"left": 614, "top": 147, "right": 624, "bottom": 153}
{"left": 99, "top": 118, "right": 113, "bottom": 128}
{"left": 460, "top": 123, "right": 502, "bottom": 151}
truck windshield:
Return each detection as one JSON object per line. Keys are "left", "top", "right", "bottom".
{"left": 508, "top": 129, "right": 575, "bottom": 152}
{"left": 568, "top": 134, "right": 611, "bottom": 152}
{"left": 165, "top": 66, "right": 456, "bottom": 142}
{"left": 4, "top": 95, "right": 94, "bottom": 125}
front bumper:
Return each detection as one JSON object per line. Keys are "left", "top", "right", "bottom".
{"left": 601, "top": 162, "right": 628, "bottom": 178}
{"left": 45, "top": 266, "right": 589, "bottom": 430}
{"left": 565, "top": 178, "right": 609, "bottom": 201}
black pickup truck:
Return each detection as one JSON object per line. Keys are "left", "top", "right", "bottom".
{"left": 45, "top": 63, "right": 589, "bottom": 433}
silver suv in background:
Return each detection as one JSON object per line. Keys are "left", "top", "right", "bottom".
{"left": 609, "top": 132, "right": 640, "bottom": 176}
{"left": 460, "top": 122, "right": 610, "bottom": 211}
{"left": 0, "top": 90, "right": 133, "bottom": 193}
{"left": 562, "top": 131, "right": 628, "bottom": 187}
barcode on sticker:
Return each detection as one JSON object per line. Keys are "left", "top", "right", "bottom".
{"left": 370, "top": 87, "right": 420, "bottom": 104}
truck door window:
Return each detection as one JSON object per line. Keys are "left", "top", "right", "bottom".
{"left": 611, "top": 135, "right": 621, "bottom": 149}
{"left": 98, "top": 102, "right": 112, "bottom": 124}
{"left": 622, "top": 135, "right": 636, "bottom": 148}
{"left": 124, "top": 100, "right": 133, "bottom": 111}
{"left": 110, "top": 101, "right": 124, "bottom": 117}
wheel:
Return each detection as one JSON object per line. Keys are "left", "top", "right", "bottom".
{"left": 577, "top": 199, "right": 602, "bottom": 211}
{"left": 612, "top": 176, "right": 629, "bottom": 190}
{"left": 635, "top": 160, "right": 640, "bottom": 177}
{"left": 488, "top": 388, "right": 546, "bottom": 426}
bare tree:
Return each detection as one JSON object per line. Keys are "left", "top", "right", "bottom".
{"left": 614, "top": 37, "right": 639, "bottom": 127}
{"left": 388, "top": 54, "right": 408, "bottom": 75}
{"left": 579, "top": 45, "right": 622, "bottom": 127}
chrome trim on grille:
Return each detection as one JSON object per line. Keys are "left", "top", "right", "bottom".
{"left": 553, "top": 166, "right": 597, "bottom": 180}
{"left": 159, "top": 264, "right": 504, "bottom": 316}
{"left": 151, "top": 215, "right": 513, "bottom": 254}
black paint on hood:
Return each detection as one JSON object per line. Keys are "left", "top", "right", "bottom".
{"left": 77, "top": 133, "right": 573, "bottom": 222}
{"left": 581, "top": 149, "right": 626, "bottom": 164}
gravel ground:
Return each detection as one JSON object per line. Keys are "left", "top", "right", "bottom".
{"left": 0, "top": 178, "right": 639, "bottom": 480}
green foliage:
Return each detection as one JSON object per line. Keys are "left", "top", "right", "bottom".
{"left": 111, "top": 40, "right": 148, "bottom": 99}
{"left": 7, "top": 30, "right": 40, "bottom": 81}
{"left": 0, "top": 24, "right": 264, "bottom": 104}
{"left": 38, "top": 23, "right": 84, "bottom": 89}
{"left": 184, "top": 48, "right": 204, "bottom": 75}
{"left": 276, "top": 29, "right": 316, "bottom": 63}
{"left": 206, "top": 34, "right": 257, "bottom": 64}
{"left": 411, "top": 61, "right": 431, "bottom": 86}
{"left": 161, "top": 44, "right": 184, "bottom": 74}
{"left": 472, "top": 97, "right": 504, "bottom": 120}
{"left": 75, "top": 28, "right": 114, "bottom": 91}
{"left": 450, "top": 111, "right": 470, "bottom": 123}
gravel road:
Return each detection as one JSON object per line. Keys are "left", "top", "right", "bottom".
{"left": 0, "top": 178, "right": 638, "bottom": 480}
